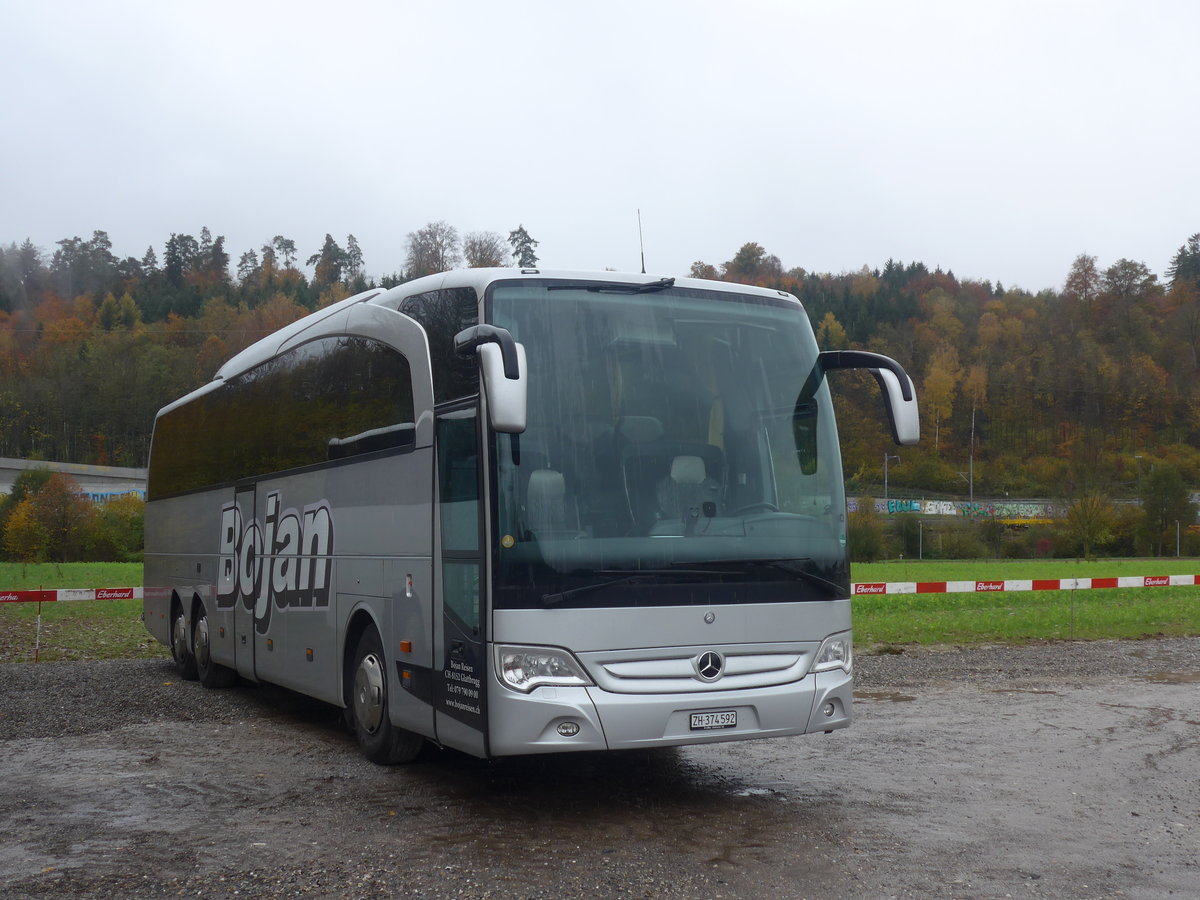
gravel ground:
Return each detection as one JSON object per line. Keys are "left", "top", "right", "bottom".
{"left": 855, "top": 635, "right": 1200, "bottom": 689}
{"left": 1, "top": 637, "right": 1198, "bottom": 899}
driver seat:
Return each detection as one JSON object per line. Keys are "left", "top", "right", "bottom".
{"left": 655, "top": 454, "right": 723, "bottom": 522}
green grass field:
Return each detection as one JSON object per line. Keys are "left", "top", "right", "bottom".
{"left": 853, "top": 558, "right": 1200, "bottom": 648}
{"left": 2, "top": 560, "right": 1199, "bottom": 662}
{"left": 853, "top": 558, "right": 1200, "bottom": 584}
{"left": 0, "top": 562, "right": 161, "bottom": 663}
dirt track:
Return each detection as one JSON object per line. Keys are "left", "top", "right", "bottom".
{"left": 1, "top": 639, "right": 1198, "bottom": 899}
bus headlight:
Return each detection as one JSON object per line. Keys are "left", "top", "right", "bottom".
{"left": 810, "top": 631, "right": 853, "bottom": 674}
{"left": 496, "top": 645, "right": 593, "bottom": 692}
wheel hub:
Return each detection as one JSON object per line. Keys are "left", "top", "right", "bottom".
{"left": 194, "top": 616, "right": 210, "bottom": 670}
{"left": 353, "top": 652, "right": 385, "bottom": 734}
{"left": 172, "top": 613, "right": 189, "bottom": 658}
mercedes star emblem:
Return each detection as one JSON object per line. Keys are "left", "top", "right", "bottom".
{"left": 696, "top": 650, "right": 724, "bottom": 681}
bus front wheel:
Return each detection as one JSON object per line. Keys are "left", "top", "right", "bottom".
{"left": 349, "top": 628, "right": 424, "bottom": 764}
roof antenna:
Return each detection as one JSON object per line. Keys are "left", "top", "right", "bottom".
{"left": 638, "top": 208, "right": 646, "bottom": 274}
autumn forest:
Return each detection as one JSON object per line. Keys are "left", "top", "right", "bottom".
{"left": 3, "top": 224, "right": 1200, "bottom": 512}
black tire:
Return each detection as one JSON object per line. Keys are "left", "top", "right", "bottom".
{"left": 193, "top": 602, "right": 237, "bottom": 688}
{"left": 348, "top": 627, "right": 424, "bottom": 764}
{"left": 170, "top": 602, "right": 198, "bottom": 680}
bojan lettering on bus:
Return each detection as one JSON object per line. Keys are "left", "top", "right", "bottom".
{"left": 216, "top": 491, "right": 334, "bottom": 633}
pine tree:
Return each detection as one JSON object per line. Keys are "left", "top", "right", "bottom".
{"left": 507, "top": 225, "right": 539, "bottom": 268}
{"left": 272, "top": 236, "right": 298, "bottom": 269}
{"left": 345, "top": 234, "right": 364, "bottom": 283}
{"left": 306, "top": 234, "right": 346, "bottom": 288}
{"left": 1167, "top": 233, "right": 1200, "bottom": 291}
{"left": 141, "top": 246, "right": 159, "bottom": 276}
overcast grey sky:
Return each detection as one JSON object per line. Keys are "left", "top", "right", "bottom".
{"left": 4, "top": 0, "right": 1198, "bottom": 292}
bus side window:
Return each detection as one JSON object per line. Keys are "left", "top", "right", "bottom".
{"left": 322, "top": 338, "right": 415, "bottom": 460}
{"left": 437, "top": 411, "right": 480, "bottom": 554}
{"left": 235, "top": 336, "right": 416, "bottom": 474}
{"left": 149, "top": 337, "right": 418, "bottom": 500}
{"left": 154, "top": 337, "right": 417, "bottom": 501}
{"left": 438, "top": 410, "right": 481, "bottom": 632}
{"left": 400, "top": 288, "right": 478, "bottom": 404}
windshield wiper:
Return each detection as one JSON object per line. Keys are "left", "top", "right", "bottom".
{"left": 676, "top": 558, "right": 847, "bottom": 597}
{"left": 540, "top": 566, "right": 730, "bottom": 607}
{"left": 621, "top": 277, "right": 676, "bottom": 294}
{"left": 546, "top": 277, "right": 675, "bottom": 295}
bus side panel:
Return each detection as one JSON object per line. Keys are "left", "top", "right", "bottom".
{"left": 248, "top": 452, "right": 435, "bottom": 709}
{"left": 241, "top": 467, "right": 338, "bottom": 703}
{"left": 142, "top": 493, "right": 172, "bottom": 645}
{"left": 229, "top": 485, "right": 257, "bottom": 681}
{"left": 143, "top": 491, "right": 227, "bottom": 655}
{"left": 383, "top": 558, "right": 436, "bottom": 739}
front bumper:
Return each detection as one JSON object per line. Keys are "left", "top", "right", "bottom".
{"left": 486, "top": 668, "right": 852, "bottom": 756}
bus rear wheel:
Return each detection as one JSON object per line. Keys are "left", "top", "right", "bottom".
{"left": 193, "top": 603, "right": 236, "bottom": 688}
{"left": 349, "top": 628, "right": 424, "bottom": 764}
{"left": 170, "top": 603, "right": 198, "bottom": 680}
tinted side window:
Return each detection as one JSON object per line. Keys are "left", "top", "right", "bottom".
{"left": 148, "top": 388, "right": 230, "bottom": 498}
{"left": 237, "top": 336, "right": 415, "bottom": 474}
{"left": 399, "top": 288, "right": 478, "bottom": 404}
{"left": 149, "top": 337, "right": 415, "bottom": 498}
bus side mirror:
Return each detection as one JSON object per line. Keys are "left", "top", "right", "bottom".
{"left": 869, "top": 365, "right": 919, "bottom": 445}
{"left": 811, "top": 350, "right": 920, "bottom": 446}
{"left": 455, "top": 325, "right": 527, "bottom": 433}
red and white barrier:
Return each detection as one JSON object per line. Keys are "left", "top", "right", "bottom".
{"left": 0, "top": 587, "right": 141, "bottom": 604}
{"left": 2, "top": 577, "right": 1196, "bottom": 662}
{"left": 4, "top": 578, "right": 1199, "bottom": 603}
{"left": 0, "top": 587, "right": 143, "bottom": 662}
{"left": 852, "top": 575, "right": 1200, "bottom": 595}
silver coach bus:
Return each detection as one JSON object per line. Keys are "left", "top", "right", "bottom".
{"left": 144, "top": 268, "right": 918, "bottom": 763}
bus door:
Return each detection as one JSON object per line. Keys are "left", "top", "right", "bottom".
{"left": 227, "top": 482, "right": 259, "bottom": 682}
{"left": 431, "top": 405, "right": 487, "bottom": 756}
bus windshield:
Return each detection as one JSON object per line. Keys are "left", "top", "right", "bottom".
{"left": 490, "top": 280, "right": 847, "bottom": 609}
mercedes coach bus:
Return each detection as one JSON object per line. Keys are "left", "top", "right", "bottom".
{"left": 144, "top": 268, "right": 919, "bottom": 764}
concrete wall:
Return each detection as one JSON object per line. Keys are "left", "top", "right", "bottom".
{"left": 0, "top": 457, "right": 146, "bottom": 503}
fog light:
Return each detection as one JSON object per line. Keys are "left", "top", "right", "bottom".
{"left": 557, "top": 721, "right": 580, "bottom": 737}
{"left": 822, "top": 702, "right": 836, "bottom": 717}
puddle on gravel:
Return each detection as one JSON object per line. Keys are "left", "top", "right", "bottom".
{"left": 1139, "top": 671, "right": 1200, "bottom": 685}
{"left": 854, "top": 690, "right": 916, "bottom": 702}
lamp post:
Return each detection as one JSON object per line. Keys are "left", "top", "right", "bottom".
{"left": 968, "top": 401, "right": 976, "bottom": 502}
{"left": 884, "top": 453, "right": 900, "bottom": 503}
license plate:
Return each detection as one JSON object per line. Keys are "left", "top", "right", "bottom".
{"left": 690, "top": 710, "right": 737, "bottom": 731}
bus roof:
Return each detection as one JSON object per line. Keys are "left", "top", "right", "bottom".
{"left": 209, "top": 269, "right": 799, "bottom": 384}
{"left": 370, "top": 267, "right": 799, "bottom": 308}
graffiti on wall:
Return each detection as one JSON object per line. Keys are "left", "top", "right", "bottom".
{"left": 848, "top": 498, "right": 1063, "bottom": 521}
